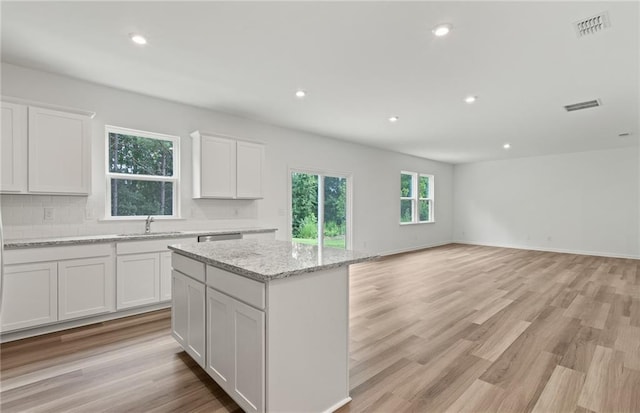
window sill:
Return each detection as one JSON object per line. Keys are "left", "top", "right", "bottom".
{"left": 400, "top": 221, "right": 436, "bottom": 226}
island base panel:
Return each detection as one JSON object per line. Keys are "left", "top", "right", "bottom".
{"left": 266, "top": 266, "right": 349, "bottom": 413}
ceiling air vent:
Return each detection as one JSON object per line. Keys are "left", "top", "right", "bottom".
{"left": 574, "top": 12, "right": 610, "bottom": 37}
{"left": 564, "top": 99, "right": 601, "bottom": 112}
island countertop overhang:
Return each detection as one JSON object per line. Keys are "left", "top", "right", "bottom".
{"left": 168, "top": 239, "right": 378, "bottom": 282}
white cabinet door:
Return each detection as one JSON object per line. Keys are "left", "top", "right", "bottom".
{"left": 198, "top": 134, "right": 236, "bottom": 198}
{"left": 206, "top": 287, "right": 234, "bottom": 389}
{"left": 58, "top": 256, "right": 115, "bottom": 321}
{"left": 0, "top": 262, "right": 58, "bottom": 332}
{"left": 172, "top": 270, "right": 206, "bottom": 367}
{"left": 232, "top": 299, "right": 265, "bottom": 413}
{"left": 116, "top": 253, "right": 160, "bottom": 309}
{"left": 171, "top": 270, "right": 188, "bottom": 347}
{"left": 160, "top": 251, "right": 172, "bottom": 301}
{"left": 204, "top": 287, "right": 265, "bottom": 413}
{"left": 28, "top": 106, "right": 91, "bottom": 194}
{"left": 0, "top": 102, "right": 27, "bottom": 193}
{"left": 236, "top": 141, "right": 264, "bottom": 199}
{"left": 186, "top": 276, "right": 206, "bottom": 367}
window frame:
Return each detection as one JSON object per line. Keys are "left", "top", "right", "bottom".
{"left": 104, "top": 125, "right": 180, "bottom": 220}
{"left": 400, "top": 171, "right": 434, "bottom": 225}
{"left": 288, "top": 166, "right": 353, "bottom": 250}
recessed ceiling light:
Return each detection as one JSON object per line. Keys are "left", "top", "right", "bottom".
{"left": 432, "top": 23, "right": 452, "bottom": 37}
{"left": 130, "top": 33, "right": 147, "bottom": 45}
{"left": 389, "top": 116, "right": 399, "bottom": 123}
{"left": 295, "top": 89, "right": 307, "bottom": 98}
{"left": 464, "top": 96, "right": 477, "bottom": 104}
{"left": 503, "top": 143, "right": 511, "bottom": 149}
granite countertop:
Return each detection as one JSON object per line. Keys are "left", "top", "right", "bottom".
{"left": 3, "top": 228, "right": 277, "bottom": 249}
{"left": 169, "top": 239, "right": 378, "bottom": 282}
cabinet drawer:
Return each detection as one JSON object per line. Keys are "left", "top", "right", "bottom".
{"left": 4, "top": 243, "right": 113, "bottom": 265}
{"left": 117, "top": 237, "right": 196, "bottom": 255}
{"left": 173, "top": 253, "right": 205, "bottom": 283}
{"left": 206, "top": 266, "right": 265, "bottom": 310}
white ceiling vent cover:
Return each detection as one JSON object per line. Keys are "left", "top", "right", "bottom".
{"left": 564, "top": 99, "right": 601, "bottom": 112}
{"left": 574, "top": 12, "right": 611, "bottom": 37}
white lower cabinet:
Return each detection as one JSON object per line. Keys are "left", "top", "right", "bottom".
{"left": 171, "top": 270, "right": 188, "bottom": 347}
{"left": 206, "top": 288, "right": 234, "bottom": 387}
{"left": 173, "top": 253, "right": 266, "bottom": 413}
{"left": 58, "top": 256, "right": 115, "bottom": 320}
{"left": 231, "top": 297, "right": 265, "bottom": 413}
{"left": 207, "top": 287, "right": 265, "bottom": 413}
{"left": 116, "top": 238, "right": 196, "bottom": 310}
{"left": 0, "top": 262, "right": 58, "bottom": 331}
{"left": 160, "top": 251, "right": 172, "bottom": 301}
{"left": 173, "top": 253, "right": 350, "bottom": 413}
{"left": 171, "top": 270, "right": 206, "bottom": 367}
{"left": 116, "top": 253, "right": 160, "bottom": 309}
{"left": 1, "top": 245, "right": 115, "bottom": 333}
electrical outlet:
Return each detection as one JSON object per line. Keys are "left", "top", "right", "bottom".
{"left": 43, "top": 207, "right": 55, "bottom": 222}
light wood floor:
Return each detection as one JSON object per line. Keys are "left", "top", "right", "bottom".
{"left": 1, "top": 244, "right": 639, "bottom": 412}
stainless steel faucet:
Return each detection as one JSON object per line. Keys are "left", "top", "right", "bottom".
{"left": 145, "top": 215, "right": 155, "bottom": 234}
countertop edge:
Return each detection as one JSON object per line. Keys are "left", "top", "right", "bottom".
{"left": 169, "top": 246, "right": 379, "bottom": 282}
{"left": 3, "top": 228, "right": 277, "bottom": 249}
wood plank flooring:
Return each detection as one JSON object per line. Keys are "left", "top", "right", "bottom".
{"left": 2, "top": 244, "right": 639, "bottom": 412}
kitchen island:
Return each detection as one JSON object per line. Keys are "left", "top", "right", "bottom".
{"left": 168, "top": 239, "right": 377, "bottom": 413}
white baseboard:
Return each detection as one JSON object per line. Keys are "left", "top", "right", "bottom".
{"left": 380, "top": 240, "right": 453, "bottom": 257}
{"left": 323, "top": 397, "right": 352, "bottom": 413}
{"left": 453, "top": 240, "right": 640, "bottom": 260}
{"left": 0, "top": 302, "right": 171, "bottom": 343}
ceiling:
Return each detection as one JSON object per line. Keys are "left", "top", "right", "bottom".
{"left": 1, "top": 1, "right": 638, "bottom": 164}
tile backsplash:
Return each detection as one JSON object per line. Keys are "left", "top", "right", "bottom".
{"left": 0, "top": 194, "right": 261, "bottom": 239}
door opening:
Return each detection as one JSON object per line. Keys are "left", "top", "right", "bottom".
{"left": 290, "top": 171, "right": 349, "bottom": 249}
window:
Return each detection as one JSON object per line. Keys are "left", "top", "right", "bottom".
{"left": 106, "top": 126, "right": 179, "bottom": 218}
{"left": 400, "top": 171, "right": 434, "bottom": 224}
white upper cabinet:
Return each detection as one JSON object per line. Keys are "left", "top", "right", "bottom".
{"left": 1, "top": 99, "right": 93, "bottom": 196}
{"left": 193, "top": 133, "right": 237, "bottom": 198}
{"left": 0, "top": 102, "right": 28, "bottom": 193}
{"left": 236, "top": 141, "right": 264, "bottom": 199}
{"left": 191, "top": 131, "right": 264, "bottom": 199}
{"left": 28, "top": 106, "right": 92, "bottom": 195}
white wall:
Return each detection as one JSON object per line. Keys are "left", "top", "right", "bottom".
{"left": 0, "top": 63, "right": 453, "bottom": 254}
{"left": 453, "top": 147, "right": 639, "bottom": 258}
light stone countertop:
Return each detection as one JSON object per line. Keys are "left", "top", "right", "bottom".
{"left": 3, "top": 228, "right": 276, "bottom": 249}
{"left": 169, "top": 239, "right": 378, "bottom": 282}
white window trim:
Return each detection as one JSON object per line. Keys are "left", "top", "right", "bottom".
{"left": 400, "top": 171, "right": 435, "bottom": 225}
{"left": 105, "top": 125, "right": 180, "bottom": 220}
